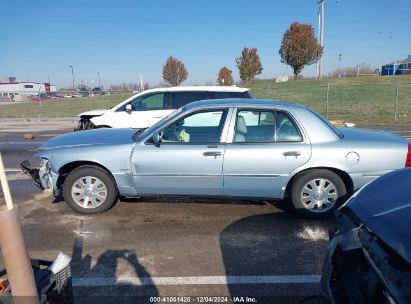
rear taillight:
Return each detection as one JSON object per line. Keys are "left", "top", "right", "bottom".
{"left": 406, "top": 144, "right": 411, "bottom": 167}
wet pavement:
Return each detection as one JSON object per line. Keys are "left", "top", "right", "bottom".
{"left": 0, "top": 124, "right": 410, "bottom": 303}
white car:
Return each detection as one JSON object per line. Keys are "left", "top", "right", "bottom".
{"left": 75, "top": 86, "right": 252, "bottom": 130}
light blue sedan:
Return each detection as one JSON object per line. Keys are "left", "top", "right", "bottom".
{"left": 21, "top": 99, "right": 411, "bottom": 218}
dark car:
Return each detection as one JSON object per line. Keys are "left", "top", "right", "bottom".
{"left": 92, "top": 87, "right": 103, "bottom": 95}
{"left": 79, "top": 90, "right": 89, "bottom": 97}
{"left": 321, "top": 168, "right": 411, "bottom": 303}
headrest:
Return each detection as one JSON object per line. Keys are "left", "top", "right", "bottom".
{"left": 236, "top": 115, "right": 247, "bottom": 133}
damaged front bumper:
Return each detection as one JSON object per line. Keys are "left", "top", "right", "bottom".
{"left": 74, "top": 117, "right": 96, "bottom": 132}
{"left": 21, "top": 160, "right": 43, "bottom": 189}
{"left": 21, "top": 159, "right": 59, "bottom": 195}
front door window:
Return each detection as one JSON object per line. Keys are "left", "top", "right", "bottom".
{"left": 130, "top": 92, "right": 165, "bottom": 111}
{"left": 161, "top": 109, "right": 227, "bottom": 143}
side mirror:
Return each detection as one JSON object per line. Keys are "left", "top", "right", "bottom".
{"left": 151, "top": 132, "right": 162, "bottom": 147}
{"left": 125, "top": 104, "right": 132, "bottom": 112}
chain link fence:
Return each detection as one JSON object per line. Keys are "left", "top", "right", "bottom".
{"left": 1, "top": 84, "right": 411, "bottom": 124}
{"left": 250, "top": 82, "right": 411, "bottom": 124}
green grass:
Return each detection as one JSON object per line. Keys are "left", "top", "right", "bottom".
{"left": 1, "top": 75, "right": 411, "bottom": 124}
{"left": 0, "top": 93, "right": 133, "bottom": 118}
{"left": 247, "top": 75, "right": 411, "bottom": 124}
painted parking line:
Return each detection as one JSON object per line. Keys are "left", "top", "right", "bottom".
{"left": 72, "top": 275, "right": 321, "bottom": 287}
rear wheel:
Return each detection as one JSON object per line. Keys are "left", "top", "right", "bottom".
{"left": 290, "top": 169, "right": 347, "bottom": 218}
{"left": 63, "top": 166, "right": 118, "bottom": 214}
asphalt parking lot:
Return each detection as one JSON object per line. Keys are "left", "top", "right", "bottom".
{"left": 1, "top": 121, "right": 410, "bottom": 303}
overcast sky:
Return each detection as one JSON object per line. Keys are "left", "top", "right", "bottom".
{"left": 1, "top": 0, "right": 410, "bottom": 87}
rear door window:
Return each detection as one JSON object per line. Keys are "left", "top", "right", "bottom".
{"left": 233, "top": 109, "right": 302, "bottom": 143}
{"left": 169, "top": 91, "right": 207, "bottom": 109}
{"left": 275, "top": 111, "right": 302, "bottom": 142}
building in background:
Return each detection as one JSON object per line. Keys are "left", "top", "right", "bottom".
{"left": 0, "top": 81, "right": 57, "bottom": 101}
{"left": 381, "top": 55, "right": 411, "bottom": 75}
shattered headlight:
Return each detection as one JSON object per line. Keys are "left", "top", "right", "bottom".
{"left": 39, "top": 158, "right": 49, "bottom": 172}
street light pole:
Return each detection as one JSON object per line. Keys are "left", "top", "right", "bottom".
{"left": 68, "top": 66, "right": 75, "bottom": 91}
{"left": 338, "top": 54, "right": 342, "bottom": 78}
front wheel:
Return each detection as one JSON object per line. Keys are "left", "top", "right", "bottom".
{"left": 290, "top": 169, "right": 347, "bottom": 218}
{"left": 63, "top": 166, "right": 118, "bottom": 214}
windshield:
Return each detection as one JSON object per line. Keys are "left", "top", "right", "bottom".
{"left": 132, "top": 107, "right": 184, "bottom": 141}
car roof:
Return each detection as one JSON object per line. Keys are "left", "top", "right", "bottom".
{"left": 185, "top": 98, "right": 307, "bottom": 110}
{"left": 140, "top": 86, "right": 250, "bottom": 93}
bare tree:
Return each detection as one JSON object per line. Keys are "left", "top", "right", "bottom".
{"left": 279, "top": 22, "right": 323, "bottom": 80}
{"left": 162, "top": 56, "right": 188, "bottom": 86}
{"left": 217, "top": 67, "right": 234, "bottom": 86}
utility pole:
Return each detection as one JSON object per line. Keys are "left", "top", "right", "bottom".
{"left": 68, "top": 66, "right": 75, "bottom": 91}
{"left": 97, "top": 72, "right": 101, "bottom": 89}
{"left": 316, "top": 7, "right": 321, "bottom": 80}
{"left": 318, "top": 0, "right": 325, "bottom": 80}
{"left": 338, "top": 54, "right": 342, "bottom": 78}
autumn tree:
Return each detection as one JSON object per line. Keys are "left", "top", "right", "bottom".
{"left": 235, "top": 48, "right": 263, "bottom": 83}
{"left": 279, "top": 22, "right": 323, "bottom": 80}
{"left": 162, "top": 56, "right": 188, "bottom": 86}
{"left": 217, "top": 67, "right": 234, "bottom": 86}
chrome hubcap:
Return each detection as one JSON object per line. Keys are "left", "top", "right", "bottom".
{"left": 300, "top": 178, "right": 338, "bottom": 213}
{"left": 71, "top": 176, "right": 107, "bottom": 209}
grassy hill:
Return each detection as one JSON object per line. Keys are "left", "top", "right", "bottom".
{"left": 0, "top": 93, "right": 133, "bottom": 119}
{"left": 0, "top": 75, "right": 410, "bottom": 124}
{"left": 247, "top": 75, "right": 411, "bottom": 124}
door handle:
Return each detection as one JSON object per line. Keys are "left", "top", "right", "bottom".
{"left": 152, "top": 116, "right": 162, "bottom": 119}
{"left": 283, "top": 151, "right": 301, "bottom": 157}
{"left": 203, "top": 151, "right": 221, "bottom": 157}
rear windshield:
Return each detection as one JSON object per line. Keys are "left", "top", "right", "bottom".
{"left": 308, "top": 108, "right": 343, "bottom": 138}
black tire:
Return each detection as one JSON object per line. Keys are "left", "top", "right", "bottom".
{"left": 290, "top": 169, "right": 347, "bottom": 219}
{"left": 62, "top": 165, "right": 118, "bottom": 214}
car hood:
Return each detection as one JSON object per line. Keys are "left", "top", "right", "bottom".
{"left": 337, "top": 127, "right": 406, "bottom": 144}
{"left": 39, "top": 128, "right": 138, "bottom": 150}
{"left": 344, "top": 168, "right": 411, "bottom": 264}
{"left": 78, "top": 109, "right": 107, "bottom": 117}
